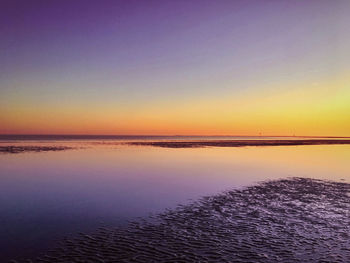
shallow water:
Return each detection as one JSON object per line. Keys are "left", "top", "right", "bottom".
{"left": 35, "top": 178, "right": 350, "bottom": 263}
{"left": 0, "top": 138, "right": 349, "bottom": 261}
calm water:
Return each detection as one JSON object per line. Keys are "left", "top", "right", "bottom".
{"left": 0, "top": 137, "right": 350, "bottom": 261}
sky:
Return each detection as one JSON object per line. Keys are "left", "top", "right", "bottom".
{"left": 1, "top": 0, "right": 349, "bottom": 136}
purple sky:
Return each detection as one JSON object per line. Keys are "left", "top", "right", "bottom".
{"left": 1, "top": 0, "right": 349, "bottom": 135}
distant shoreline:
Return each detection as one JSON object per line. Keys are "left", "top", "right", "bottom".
{"left": 126, "top": 139, "right": 350, "bottom": 148}
{"left": 1, "top": 139, "right": 350, "bottom": 153}
{"left": 0, "top": 146, "right": 73, "bottom": 154}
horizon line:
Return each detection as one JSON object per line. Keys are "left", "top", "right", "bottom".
{"left": 0, "top": 134, "right": 349, "bottom": 138}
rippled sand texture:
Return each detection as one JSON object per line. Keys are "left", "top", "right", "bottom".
{"left": 0, "top": 146, "right": 73, "bottom": 154}
{"left": 29, "top": 178, "right": 350, "bottom": 263}
{"left": 127, "top": 139, "right": 350, "bottom": 148}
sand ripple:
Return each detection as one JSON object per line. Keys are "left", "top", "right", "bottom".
{"left": 22, "top": 178, "right": 350, "bottom": 262}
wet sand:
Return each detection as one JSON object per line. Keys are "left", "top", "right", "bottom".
{"left": 126, "top": 139, "right": 350, "bottom": 148}
{"left": 24, "top": 178, "right": 350, "bottom": 263}
{"left": 0, "top": 146, "right": 73, "bottom": 154}
{"left": 2, "top": 139, "right": 350, "bottom": 154}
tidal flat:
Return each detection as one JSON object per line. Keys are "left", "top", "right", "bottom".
{"left": 27, "top": 178, "right": 350, "bottom": 263}
{"left": 0, "top": 146, "right": 73, "bottom": 154}
{"left": 126, "top": 139, "right": 350, "bottom": 148}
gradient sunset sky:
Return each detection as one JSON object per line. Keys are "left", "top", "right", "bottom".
{"left": 1, "top": 0, "right": 349, "bottom": 136}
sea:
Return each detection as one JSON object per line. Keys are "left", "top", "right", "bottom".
{"left": 0, "top": 135, "right": 349, "bottom": 261}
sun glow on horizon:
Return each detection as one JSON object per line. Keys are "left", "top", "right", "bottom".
{"left": 1, "top": 1, "right": 349, "bottom": 136}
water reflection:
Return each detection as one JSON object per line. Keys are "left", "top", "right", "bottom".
{"left": 0, "top": 141, "right": 349, "bottom": 260}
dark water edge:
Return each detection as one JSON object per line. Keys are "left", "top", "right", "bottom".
{"left": 17, "top": 178, "right": 350, "bottom": 263}
{"left": 0, "top": 135, "right": 182, "bottom": 141}
{"left": 1, "top": 134, "right": 349, "bottom": 141}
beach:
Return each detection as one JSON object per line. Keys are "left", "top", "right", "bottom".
{"left": 1, "top": 138, "right": 350, "bottom": 262}
{"left": 26, "top": 178, "right": 350, "bottom": 262}
{"left": 2, "top": 0, "right": 350, "bottom": 261}
{"left": 1, "top": 138, "right": 350, "bottom": 154}
{"left": 126, "top": 139, "right": 350, "bottom": 148}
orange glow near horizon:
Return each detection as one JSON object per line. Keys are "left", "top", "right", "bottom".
{"left": 1, "top": 73, "right": 349, "bottom": 137}
{"left": 1, "top": 1, "right": 350, "bottom": 137}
